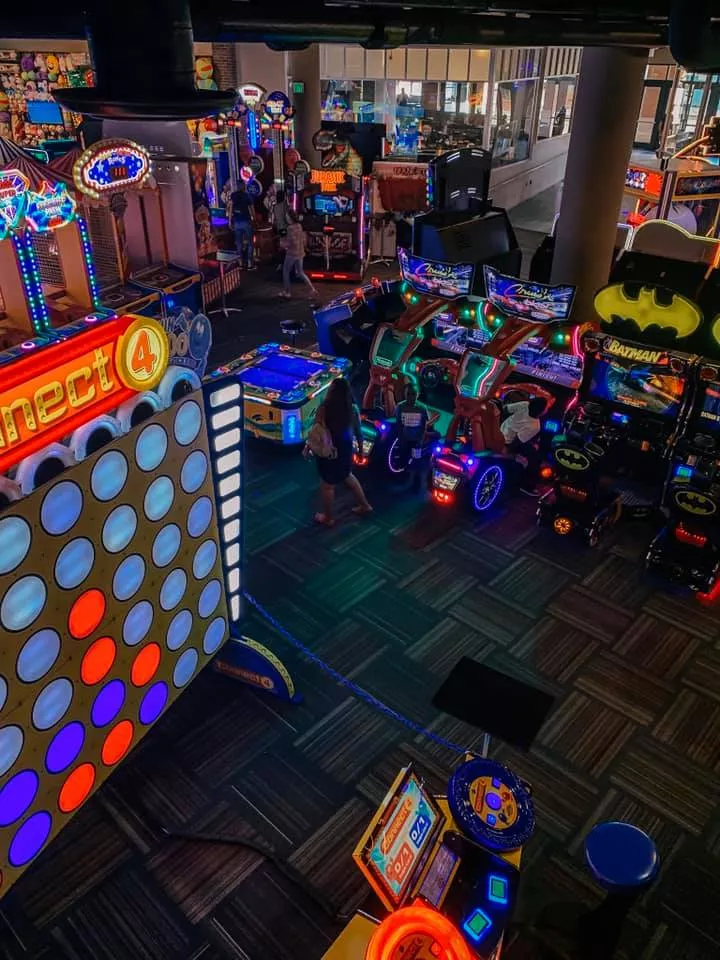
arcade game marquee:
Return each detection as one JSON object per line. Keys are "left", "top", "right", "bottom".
{"left": 323, "top": 758, "right": 534, "bottom": 960}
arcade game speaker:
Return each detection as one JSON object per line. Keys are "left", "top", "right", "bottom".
{"left": 52, "top": 0, "right": 236, "bottom": 120}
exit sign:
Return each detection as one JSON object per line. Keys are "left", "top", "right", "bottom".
{"left": 292, "top": 81, "right": 305, "bottom": 94}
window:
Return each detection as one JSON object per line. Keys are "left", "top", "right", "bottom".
{"left": 537, "top": 77, "right": 575, "bottom": 139}
{"left": 491, "top": 79, "right": 538, "bottom": 165}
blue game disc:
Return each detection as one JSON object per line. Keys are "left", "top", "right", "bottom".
{"left": 447, "top": 758, "right": 535, "bottom": 851}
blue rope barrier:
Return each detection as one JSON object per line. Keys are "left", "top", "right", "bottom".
{"left": 244, "top": 591, "right": 468, "bottom": 756}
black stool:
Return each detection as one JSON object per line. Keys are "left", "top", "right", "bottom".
{"left": 280, "top": 318, "right": 306, "bottom": 348}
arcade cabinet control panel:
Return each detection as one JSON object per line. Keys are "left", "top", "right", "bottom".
{"left": 324, "top": 760, "right": 533, "bottom": 960}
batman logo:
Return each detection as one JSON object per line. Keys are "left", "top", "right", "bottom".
{"left": 713, "top": 314, "right": 720, "bottom": 349}
{"left": 594, "top": 284, "right": 701, "bottom": 339}
{"left": 674, "top": 489, "right": 717, "bottom": 517}
{"left": 554, "top": 447, "right": 590, "bottom": 472}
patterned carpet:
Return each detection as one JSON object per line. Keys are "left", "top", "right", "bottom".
{"left": 1, "top": 250, "right": 720, "bottom": 959}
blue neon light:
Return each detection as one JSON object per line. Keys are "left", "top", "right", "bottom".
{"left": 487, "top": 873, "right": 509, "bottom": 905}
{"left": 675, "top": 464, "right": 693, "bottom": 479}
{"left": 611, "top": 412, "right": 629, "bottom": 425}
{"left": 544, "top": 419, "right": 560, "bottom": 433}
{"left": 285, "top": 414, "right": 299, "bottom": 442}
{"left": 462, "top": 907, "right": 492, "bottom": 944}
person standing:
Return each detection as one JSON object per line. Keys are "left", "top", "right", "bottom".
{"left": 309, "top": 378, "right": 372, "bottom": 526}
{"left": 279, "top": 210, "right": 318, "bottom": 299}
{"left": 230, "top": 183, "right": 255, "bottom": 269}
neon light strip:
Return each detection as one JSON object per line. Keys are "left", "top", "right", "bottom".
{"left": 435, "top": 458, "right": 465, "bottom": 474}
{"left": 476, "top": 356, "right": 501, "bottom": 396}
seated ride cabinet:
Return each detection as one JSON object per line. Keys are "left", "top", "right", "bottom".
{"left": 537, "top": 409, "right": 622, "bottom": 546}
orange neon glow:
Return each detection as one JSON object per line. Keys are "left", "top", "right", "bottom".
{"left": 58, "top": 763, "right": 96, "bottom": 813}
{"left": 68, "top": 589, "right": 107, "bottom": 640}
{"left": 101, "top": 720, "right": 135, "bottom": 766}
{"left": 0, "top": 314, "right": 168, "bottom": 474}
{"left": 365, "top": 902, "right": 474, "bottom": 960}
{"left": 81, "top": 636, "right": 117, "bottom": 685}
{"left": 310, "top": 168, "right": 345, "bottom": 191}
{"left": 131, "top": 643, "right": 161, "bottom": 687}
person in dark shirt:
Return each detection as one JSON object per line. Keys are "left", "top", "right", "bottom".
{"left": 231, "top": 184, "right": 254, "bottom": 268}
{"left": 395, "top": 383, "right": 430, "bottom": 490}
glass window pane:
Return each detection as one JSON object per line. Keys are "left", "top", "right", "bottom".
{"left": 492, "top": 78, "right": 537, "bottom": 164}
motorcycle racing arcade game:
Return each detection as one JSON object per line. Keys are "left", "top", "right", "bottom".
{"left": 539, "top": 249, "right": 701, "bottom": 545}
{"left": 646, "top": 270, "right": 720, "bottom": 596}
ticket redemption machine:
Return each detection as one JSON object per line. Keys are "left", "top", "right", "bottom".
{"left": 323, "top": 758, "right": 534, "bottom": 960}
{"left": 0, "top": 165, "right": 111, "bottom": 344}
{"left": 71, "top": 137, "right": 203, "bottom": 319}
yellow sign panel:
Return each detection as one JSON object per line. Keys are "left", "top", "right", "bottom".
{"left": 594, "top": 283, "right": 701, "bottom": 339}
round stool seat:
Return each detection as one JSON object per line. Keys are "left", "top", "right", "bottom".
{"left": 280, "top": 319, "right": 306, "bottom": 335}
{"left": 585, "top": 821, "right": 659, "bottom": 891}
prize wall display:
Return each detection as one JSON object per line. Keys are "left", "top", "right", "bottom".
{"left": 0, "top": 393, "right": 229, "bottom": 893}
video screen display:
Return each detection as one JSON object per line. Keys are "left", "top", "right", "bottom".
{"left": 699, "top": 383, "right": 720, "bottom": 430}
{"left": 511, "top": 337, "right": 583, "bottom": 389}
{"left": 309, "top": 194, "right": 355, "bottom": 216}
{"left": 484, "top": 265, "right": 576, "bottom": 322}
{"left": 26, "top": 100, "right": 64, "bottom": 125}
{"left": 589, "top": 355, "right": 685, "bottom": 418}
{"left": 433, "top": 317, "right": 491, "bottom": 354}
{"left": 365, "top": 772, "right": 441, "bottom": 906}
{"left": 399, "top": 248, "right": 474, "bottom": 299}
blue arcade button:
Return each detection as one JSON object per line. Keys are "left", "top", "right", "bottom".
{"left": 487, "top": 873, "right": 509, "bottom": 905}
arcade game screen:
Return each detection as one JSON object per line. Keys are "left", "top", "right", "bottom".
{"left": 237, "top": 353, "right": 325, "bottom": 394}
{"left": 700, "top": 383, "right": 720, "bottom": 429}
{"left": 433, "top": 316, "right": 491, "bottom": 353}
{"left": 589, "top": 356, "right": 685, "bottom": 418}
{"left": 360, "top": 770, "right": 443, "bottom": 907}
{"left": 306, "top": 195, "right": 355, "bottom": 216}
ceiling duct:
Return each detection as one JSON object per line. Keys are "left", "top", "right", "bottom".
{"left": 669, "top": 0, "right": 720, "bottom": 71}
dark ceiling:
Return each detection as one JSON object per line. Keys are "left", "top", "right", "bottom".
{"left": 2, "top": 1, "right": 720, "bottom": 69}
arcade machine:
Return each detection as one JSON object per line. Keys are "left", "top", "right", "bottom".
{"left": 622, "top": 117, "right": 720, "bottom": 237}
{"left": 539, "top": 233, "right": 703, "bottom": 545}
{"left": 0, "top": 162, "right": 113, "bottom": 347}
{"left": 646, "top": 266, "right": 720, "bottom": 597}
{"left": 296, "top": 128, "right": 368, "bottom": 282}
{"left": 323, "top": 757, "right": 534, "bottom": 960}
{"left": 210, "top": 342, "right": 351, "bottom": 445}
{"left": 69, "top": 138, "right": 203, "bottom": 320}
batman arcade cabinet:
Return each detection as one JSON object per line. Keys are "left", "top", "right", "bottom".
{"left": 646, "top": 266, "right": 720, "bottom": 597}
{"left": 539, "top": 240, "right": 703, "bottom": 544}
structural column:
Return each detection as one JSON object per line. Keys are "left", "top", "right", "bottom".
{"left": 289, "top": 45, "right": 323, "bottom": 167}
{"left": 551, "top": 47, "right": 648, "bottom": 319}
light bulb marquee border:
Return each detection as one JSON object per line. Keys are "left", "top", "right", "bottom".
{"left": 73, "top": 139, "right": 152, "bottom": 201}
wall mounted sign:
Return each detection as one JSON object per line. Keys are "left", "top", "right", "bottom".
{"left": 238, "top": 82, "right": 265, "bottom": 109}
{"left": 73, "top": 138, "right": 151, "bottom": 200}
{"left": 484, "top": 266, "right": 576, "bottom": 322}
{"left": 399, "top": 248, "right": 474, "bottom": 299}
{"left": 624, "top": 166, "right": 663, "bottom": 198}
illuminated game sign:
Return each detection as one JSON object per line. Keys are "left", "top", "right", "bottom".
{"left": 0, "top": 315, "right": 169, "bottom": 473}
{"left": 238, "top": 82, "right": 265, "bottom": 109}
{"left": 594, "top": 283, "right": 702, "bottom": 339}
{"left": 310, "top": 168, "right": 345, "bottom": 192}
{"left": 484, "top": 266, "right": 576, "bottom": 322}
{"left": 263, "top": 90, "right": 294, "bottom": 126}
{"left": 604, "top": 339, "right": 666, "bottom": 364}
{"left": 675, "top": 174, "right": 720, "bottom": 197}
{"left": 24, "top": 180, "right": 77, "bottom": 233}
{"left": 399, "top": 248, "right": 474, "bottom": 300}
{"left": 73, "top": 139, "right": 151, "bottom": 200}
{"left": 625, "top": 166, "right": 663, "bottom": 198}
{"left": 356, "top": 768, "right": 443, "bottom": 909}
{"left": 0, "top": 170, "right": 30, "bottom": 237}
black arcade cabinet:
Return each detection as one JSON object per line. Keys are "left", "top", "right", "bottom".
{"left": 411, "top": 148, "right": 522, "bottom": 286}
